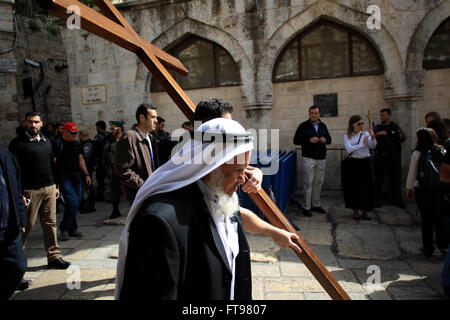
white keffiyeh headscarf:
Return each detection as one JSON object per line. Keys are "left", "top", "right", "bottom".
{"left": 114, "top": 118, "right": 254, "bottom": 299}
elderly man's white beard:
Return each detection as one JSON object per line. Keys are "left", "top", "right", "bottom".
{"left": 206, "top": 168, "right": 240, "bottom": 218}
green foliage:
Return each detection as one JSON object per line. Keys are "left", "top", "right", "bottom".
{"left": 46, "top": 21, "right": 60, "bottom": 36}
{"left": 28, "top": 19, "right": 41, "bottom": 31}
{"left": 24, "top": 0, "right": 96, "bottom": 34}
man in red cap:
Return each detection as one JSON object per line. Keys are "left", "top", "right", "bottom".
{"left": 54, "top": 122, "right": 91, "bottom": 241}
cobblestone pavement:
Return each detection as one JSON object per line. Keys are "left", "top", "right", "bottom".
{"left": 11, "top": 192, "right": 449, "bottom": 300}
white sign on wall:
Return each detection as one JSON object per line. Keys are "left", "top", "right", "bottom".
{"left": 0, "top": 59, "right": 17, "bottom": 72}
{"left": 81, "top": 84, "right": 107, "bottom": 105}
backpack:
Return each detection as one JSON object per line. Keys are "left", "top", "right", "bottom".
{"left": 417, "top": 147, "right": 448, "bottom": 190}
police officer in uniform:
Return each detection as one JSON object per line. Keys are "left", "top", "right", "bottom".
{"left": 79, "top": 130, "right": 96, "bottom": 213}
{"left": 373, "top": 108, "right": 406, "bottom": 208}
{"left": 104, "top": 121, "right": 124, "bottom": 219}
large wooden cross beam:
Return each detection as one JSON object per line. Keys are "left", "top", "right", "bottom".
{"left": 38, "top": 0, "right": 350, "bottom": 300}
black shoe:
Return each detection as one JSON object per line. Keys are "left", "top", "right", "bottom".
{"left": 17, "top": 279, "right": 32, "bottom": 291}
{"left": 311, "top": 207, "right": 327, "bottom": 214}
{"left": 303, "top": 209, "right": 312, "bottom": 217}
{"left": 420, "top": 246, "right": 435, "bottom": 258}
{"left": 59, "top": 231, "right": 70, "bottom": 241}
{"left": 48, "top": 257, "right": 71, "bottom": 269}
{"left": 69, "top": 231, "right": 84, "bottom": 238}
{"left": 109, "top": 211, "right": 121, "bottom": 219}
{"left": 80, "top": 209, "right": 95, "bottom": 214}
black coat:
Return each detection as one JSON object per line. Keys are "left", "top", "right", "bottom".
{"left": 119, "top": 182, "right": 252, "bottom": 300}
{"left": 0, "top": 147, "right": 26, "bottom": 241}
{"left": 293, "top": 120, "right": 332, "bottom": 160}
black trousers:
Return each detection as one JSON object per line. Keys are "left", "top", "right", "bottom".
{"left": 111, "top": 175, "right": 121, "bottom": 212}
{"left": 96, "top": 164, "right": 107, "bottom": 200}
{"left": 415, "top": 187, "right": 447, "bottom": 254}
{"left": 342, "top": 157, "right": 375, "bottom": 212}
{"left": 373, "top": 152, "right": 402, "bottom": 205}
{"left": 0, "top": 233, "right": 27, "bottom": 300}
{"left": 80, "top": 172, "right": 96, "bottom": 212}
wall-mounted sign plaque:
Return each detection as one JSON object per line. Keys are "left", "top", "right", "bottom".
{"left": 313, "top": 93, "right": 338, "bottom": 117}
{"left": 81, "top": 84, "right": 107, "bottom": 105}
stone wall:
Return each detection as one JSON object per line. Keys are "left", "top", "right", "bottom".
{"left": 152, "top": 85, "right": 245, "bottom": 133}
{"left": 417, "top": 69, "right": 450, "bottom": 125}
{"left": 0, "top": 0, "right": 20, "bottom": 147}
{"left": 0, "top": 6, "right": 71, "bottom": 148}
{"left": 13, "top": 16, "right": 72, "bottom": 124}
{"left": 273, "top": 75, "right": 386, "bottom": 190}
{"left": 55, "top": 0, "right": 449, "bottom": 188}
{"left": 273, "top": 75, "right": 386, "bottom": 149}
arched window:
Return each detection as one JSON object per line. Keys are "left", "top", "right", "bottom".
{"left": 151, "top": 35, "right": 240, "bottom": 92}
{"left": 423, "top": 18, "right": 450, "bottom": 70}
{"left": 273, "top": 20, "right": 383, "bottom": 82}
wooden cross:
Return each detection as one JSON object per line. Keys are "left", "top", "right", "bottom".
{"left": 38, "top": 0, "right": 350, "bottom": 300}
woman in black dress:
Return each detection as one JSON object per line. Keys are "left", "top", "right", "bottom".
{"left": 342, "top": 115, "right": 377, "bottom": 220}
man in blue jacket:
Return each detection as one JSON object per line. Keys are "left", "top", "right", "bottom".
{"left": 0, "top": 147, "right": 27, "bottom": 299}
{"left": 293, "top": 106, "right": 332, "bottom": 216}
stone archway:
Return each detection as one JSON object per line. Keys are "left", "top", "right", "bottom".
{"left": 405, "top": 1, "right": 450, "bottom": 97}
{"left": 406, "top": 1, "right": 450, "bottom": 72}
{"left": 258, "top": 0, "right": 414, "bottom": 184}
{"left": 135, "top": 17, "right": 254, "bottom": 109}
{"left": 258, "top": 0, "right": 404, "bottom": 106}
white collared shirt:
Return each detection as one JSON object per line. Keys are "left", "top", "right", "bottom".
{"left": 137, "top": 127, "right": 155, "bottom": 168}
{"left": 25, "top": 131, "right": 45, "bottom": 142}
{"left": 196, "top": 180, "right": 240, "bottom": 300}
{"left": 344, "top": 131, "right": 377, "bottom": 158}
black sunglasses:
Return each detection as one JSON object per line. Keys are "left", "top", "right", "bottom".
{"left": 356, "top": 122, "right": 364, "bottom": 126}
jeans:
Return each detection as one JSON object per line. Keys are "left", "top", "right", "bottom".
{"left": 59, "top": 176, "right": 82, "bottom": 234}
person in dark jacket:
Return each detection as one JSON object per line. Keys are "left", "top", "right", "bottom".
{"left": 103, "top": 121, "right": 125, "bottom": 219}
{"left": 373, "top": 108, "right": 406, "bottom": 208}
{"left": 79, "top": 130, "right": 96, "bottom": 213}
{"left": 115, "top": 104, "right": 159, "bottom": 204}
{"left": 93, "top": 120, "right": 108, "bottom": 201}
{"left": 54, "top": 122, "right": 92, "bottom": 241}
{"left": 0, "top": 147, "right": 27, "bottom": 299}
{"left": 9, "top": 111, "right": 70, "bottom": 269}
{"left": 153, "top": 116, "right": 177, "bottom": 166}
{"left": 293, "top": 106, "right": 332, "bottom": 216}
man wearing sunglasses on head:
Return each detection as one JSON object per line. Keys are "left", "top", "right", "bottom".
{"left": 54, "top": 122, "right": 91, "bottom": 241}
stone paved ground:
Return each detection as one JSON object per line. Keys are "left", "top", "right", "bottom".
{"left": 11, "top": 192, "right": 449, "bottom": 300}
